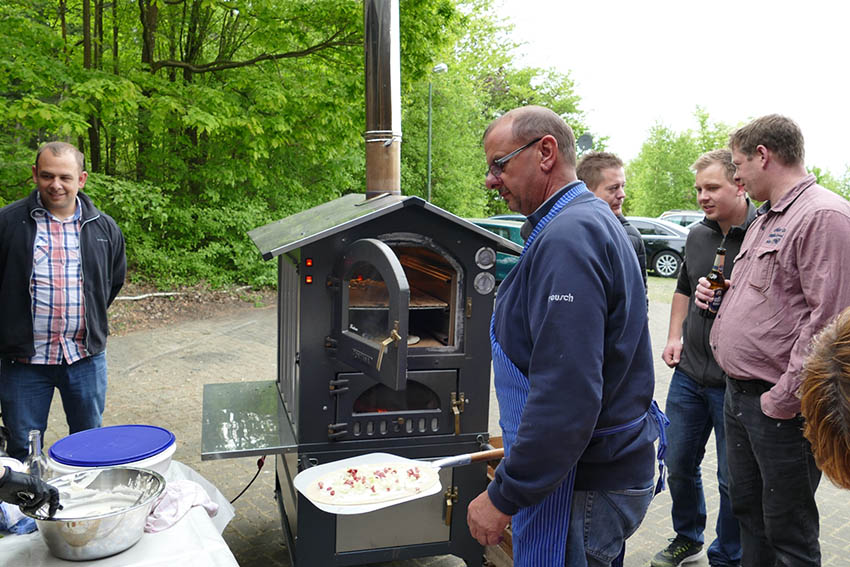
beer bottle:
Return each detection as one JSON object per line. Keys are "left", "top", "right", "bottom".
{"left": 703, "top": 247, "right": 728, "bottom": 318}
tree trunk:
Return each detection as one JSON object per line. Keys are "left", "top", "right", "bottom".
{"left": 82, "top": 0, "right": 91, "bottom": 67}
{"left": 137, "top": 0, "right": 159, "bottom": 180}
{"left": 59, "top": 0, "right": 68, "bottom": 61}
{"left": 81, "top": 0, "right": 101, "bottom": 171}
{"left": 108, "top": 0, "right": 119, "bottom": 175}
{"left": 94, "top": 0, "right": 102, "bottom": 70}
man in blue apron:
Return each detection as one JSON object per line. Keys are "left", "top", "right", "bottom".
{"left": 467, "top": 106, "right": 665, "bottom": 566}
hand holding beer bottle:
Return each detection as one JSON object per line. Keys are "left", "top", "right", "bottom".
{"left": 701, "top": 247, "right": 729, "bottom": 318}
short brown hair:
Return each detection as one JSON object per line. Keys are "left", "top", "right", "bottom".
{"left": 576, "top": 152, "right": 623, "bottom": 191}
{"left": 728, "top": 114, "right": 805, "bottom": 166}
{"left": 801, "top": 306, "right": 850, "bottom": 489}
{"left": 484, "top": 105, "right": 577, "bottom": 167}
{"left": 35, "top": 141, "right": 86, "bottom": 173}
{"left": 691, "top": 149, "right": 736, "bottom": 184}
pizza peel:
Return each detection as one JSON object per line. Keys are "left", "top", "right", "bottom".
{"left": 293, "top": 448, "right": 504, "bottom": 515}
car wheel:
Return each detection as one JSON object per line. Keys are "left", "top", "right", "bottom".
{"left": 653, "top": 251, "right": 682, "bottom": 278}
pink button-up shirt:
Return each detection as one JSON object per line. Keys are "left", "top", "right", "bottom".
{"left": 710, "top": 174, "right": 850, "bottom": 419}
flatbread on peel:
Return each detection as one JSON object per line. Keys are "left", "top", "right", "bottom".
{"left": 306, "top": 462, "right": 439, "bottom": 506}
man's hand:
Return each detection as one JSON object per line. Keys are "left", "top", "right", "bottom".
{"left": 694, "top": 277, "right": 714, "bottom": 310}
{"left": 662, "top": 339, "right": 683, "bottom": 368}
{"left": 467, "top": 490, "right": 510, "bottom": 546}
{"left": 695, "top": 276, "right": 733, "bottom": 310}
{"left": 0, "top": 466, "right": 61, "bottom": 517}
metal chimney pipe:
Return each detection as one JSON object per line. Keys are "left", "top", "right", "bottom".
{"left": 364, "top": 0, "right": 402, "bottom": 198}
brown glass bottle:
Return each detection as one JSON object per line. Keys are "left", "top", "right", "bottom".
{"left": 702, "top": 247, "right": 728, "bottom": 319}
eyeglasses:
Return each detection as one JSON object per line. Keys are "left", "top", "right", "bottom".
{"left": 488, "top": 137, "right": 542, "bottom": 178}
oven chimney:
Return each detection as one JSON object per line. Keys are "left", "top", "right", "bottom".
{"left": 364, "top": 0, "right": 402, "bottom": 199}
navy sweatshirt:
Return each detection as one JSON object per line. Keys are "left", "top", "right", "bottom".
{"left": 488, "top": 184, "right": 658, "bottom": 515}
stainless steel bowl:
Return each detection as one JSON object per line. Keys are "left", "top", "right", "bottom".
{"left": 23, "top": 466, "right": 165, "bottom": 561}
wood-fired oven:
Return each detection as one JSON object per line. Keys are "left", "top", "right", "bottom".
{"left": 200, "top": 1, "right": 521, "bottom": 565}
{"left": 201, "top": 195, "right": 520, "bottom": 566}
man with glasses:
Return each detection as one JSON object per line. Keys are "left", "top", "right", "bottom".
{"left": 467, "top": 105, "right": 665, "bottom": 566}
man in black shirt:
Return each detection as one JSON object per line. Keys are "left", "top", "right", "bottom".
{"left": 654, "top": 149, "right": 754, "bottom": 567}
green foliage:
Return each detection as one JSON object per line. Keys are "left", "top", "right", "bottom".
{"left": 0, "top": 0, "right": 592, "bottom": 287}
{"left": 626, "top": 108, "right": 734, "bottom": 216}
{"left": 626, "top": 107, "right": 849, "bottom": 216}
{"left": 810, "top": 165, "right": 850, "bottom": 201}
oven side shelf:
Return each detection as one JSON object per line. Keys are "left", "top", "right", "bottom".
{"left": 201, "top": 380, "right": 297, "bottom": 460}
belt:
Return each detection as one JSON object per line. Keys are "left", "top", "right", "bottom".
{"left": 726, "top": 375, "right": 774, "bottom": 395}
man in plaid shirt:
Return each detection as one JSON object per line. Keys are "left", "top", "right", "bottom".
{"left": 0, "top": 142, "right": 125, "bottom": 461}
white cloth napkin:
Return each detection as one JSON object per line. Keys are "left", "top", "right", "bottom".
{"left": 145, "top": 479, "right": 219, "bottom": 533}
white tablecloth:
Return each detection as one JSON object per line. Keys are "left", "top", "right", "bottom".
{"left": 0, "top": 461, "right": 238, "bottom": 567}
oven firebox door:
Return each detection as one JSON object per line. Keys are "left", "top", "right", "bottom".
{"left": 332, "top": 238, "right": 410, "bottom": 390}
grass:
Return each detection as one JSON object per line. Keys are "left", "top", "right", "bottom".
{"left": 647, "top": 274, "right": 678, "bottom": 304}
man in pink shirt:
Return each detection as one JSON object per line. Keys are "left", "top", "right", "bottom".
{"left": 696, "top": 115, "right": 850, "bottom": 566}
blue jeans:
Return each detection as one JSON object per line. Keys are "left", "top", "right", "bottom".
{"left": 724, "top": 377, "right": 821, "bottom": 567}
{"left": 0, "top": 352, "right": 107, "bottom": 460}
{"left": 564, "top": 484, "right": 654, "bottom": 566}
{"left": 665, "top": 369, "right": 741, "bottom": 566}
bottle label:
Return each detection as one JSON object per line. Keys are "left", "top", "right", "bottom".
{"left": 708, "top": 289, "right": 723, "bottom": 313}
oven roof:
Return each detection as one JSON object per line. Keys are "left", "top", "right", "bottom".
{"left": 249, "top": 193, "right": 523, "bottom": 260}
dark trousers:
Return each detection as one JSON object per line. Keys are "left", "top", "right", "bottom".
{"left": 666, "top": 369, "right": 740, "bottom": 565}
{"left": 724, "top": 377, "right": 821, "bottom": 566}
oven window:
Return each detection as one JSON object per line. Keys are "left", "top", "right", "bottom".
{"left": 347, "top": 261, "right": 390, "bottom": 342}
{"left": 353, "top": 380, "right": 441, "bottom": 414}
{"left": 393, "top": 246, "right": 456, "bottom": 348}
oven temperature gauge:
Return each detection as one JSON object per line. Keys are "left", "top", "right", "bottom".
{"left": 474, "top": 247, "right": 497, "bottom": 270}
{"left": 473, "top": 272, "right": 496, "bottom": 295}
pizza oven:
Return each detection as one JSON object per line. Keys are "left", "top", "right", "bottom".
{"left": 201, "top": 195, "right": 519, "bottom": 566}
{"left": 200, "top": 2, "right": 521, "bottom": 565}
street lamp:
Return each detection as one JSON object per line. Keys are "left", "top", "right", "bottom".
{"left": 427, "top": 62, "right": 448, "bottom": 202}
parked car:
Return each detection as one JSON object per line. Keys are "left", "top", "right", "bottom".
{"left": 625, "top": 217, "right": 688, "bottom": 278}
{"left": 489, "top": 213, "right": 526, "bottom": 222}
{"left": 659, "top": 209, "right": 704, "bottom": 228}
{"left": 468, "top": 218, "right": 523, "bottom": 282}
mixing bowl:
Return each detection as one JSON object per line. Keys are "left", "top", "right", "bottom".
{"left": 24, "top": 466, "right": 165, "bottom": 561}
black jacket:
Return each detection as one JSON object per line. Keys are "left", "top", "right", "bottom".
{"left": 675, "top": 202, "right": 757, "bottom": 387}
{"left": 0, "top": 190, "right": 126, "bottom": 359}
{"left": 618, "top": 214, "right": 647, "bottom": 291}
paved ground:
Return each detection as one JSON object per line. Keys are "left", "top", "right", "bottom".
{"left": 38, "top": 278, "right": 850, "bottom": 566}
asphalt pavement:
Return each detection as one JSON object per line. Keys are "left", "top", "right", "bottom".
{"left": 38, "top": 278, "right": 850, "bottom": 566}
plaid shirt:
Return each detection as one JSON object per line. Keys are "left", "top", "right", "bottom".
{"left": 25, "top": 196, "right": 88, "bottom": 365}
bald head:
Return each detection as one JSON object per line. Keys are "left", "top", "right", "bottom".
{"left": 484, "top": 106, "right": 577, "bottom": 168}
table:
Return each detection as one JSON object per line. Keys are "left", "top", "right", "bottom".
{"left": 0, "top": 461, "right": 238, "bottom": 566}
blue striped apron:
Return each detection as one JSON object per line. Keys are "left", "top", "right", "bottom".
{"left": 490, "top": 185, "right": 669, "bottom": 566}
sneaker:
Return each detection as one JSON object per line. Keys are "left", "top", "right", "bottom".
{"left": 650, "top": 535, "right": 706, "bottom": 567}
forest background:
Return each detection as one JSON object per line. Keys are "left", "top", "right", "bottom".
{"left": 3, "top": 0, "right": 849, "bottom": 288}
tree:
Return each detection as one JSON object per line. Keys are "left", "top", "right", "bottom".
{"left": 0, "top": 0, "right": 593, "bottom": 285}
{"left": 626, "top": 108, "right": 732, "bottom": 216}
{"left": 399, "top": 0, "right": 592, "bottom": 217}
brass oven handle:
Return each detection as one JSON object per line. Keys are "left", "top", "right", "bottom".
{"left": 444, "top": 487, "right": 458, "bottom": 526}
{"left": 375, "top": 323, "right": 401, "bottom": 371}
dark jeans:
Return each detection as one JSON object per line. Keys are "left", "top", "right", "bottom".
{"left": 565, "top": 485, "right": 655, "bottom": 566}
{"left": 724, "top": 377, "right": 821, "bottom": 566}
{"left": 665, "top": 369, "right": 741, "bottom": 566}
{"left": 0, "top": 353, "right": 107, "bottom": 460}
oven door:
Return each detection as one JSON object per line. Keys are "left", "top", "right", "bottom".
{"left": 333, "top": 238, "right": 410, "bottom": 390}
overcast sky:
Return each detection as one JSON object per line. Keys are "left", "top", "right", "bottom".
{"left": 497, "top": 0, "right": 850, "bottom": 175}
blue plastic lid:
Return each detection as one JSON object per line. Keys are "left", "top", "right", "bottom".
{"left": 48, "top": 425, "right": 175, "bottom": 467}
